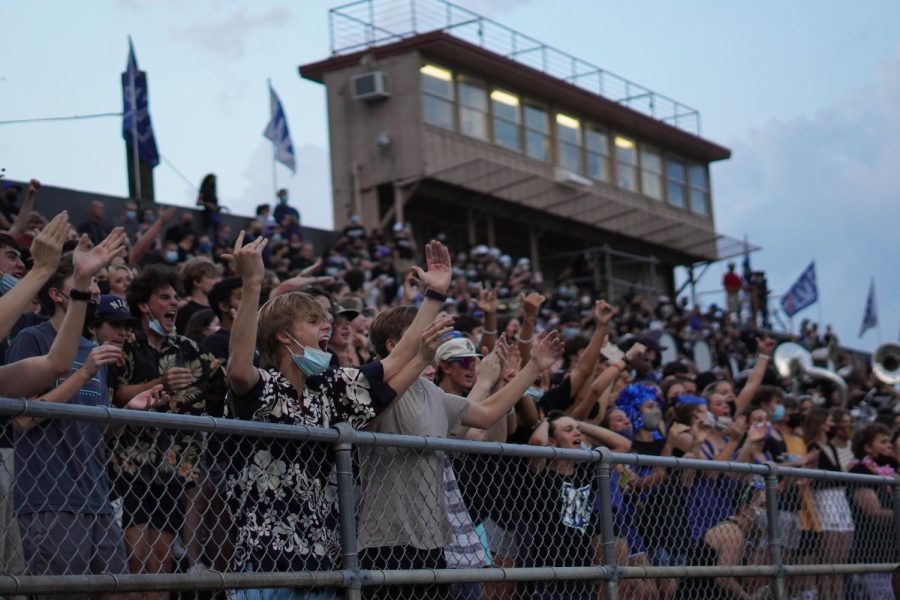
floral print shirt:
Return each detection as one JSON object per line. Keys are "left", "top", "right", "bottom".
{"left": 107, "top": 331, "right": 225, "bottom": 484}
{"left": 226, "top": 363, "right": 395, "bottom": 573}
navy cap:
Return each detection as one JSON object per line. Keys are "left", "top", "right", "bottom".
{"left": 95, "top": 295, "right": 138, "bottom": 324}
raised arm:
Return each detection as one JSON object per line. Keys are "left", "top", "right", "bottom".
{"left": 129, "top": 206, "right": 175, "bottom": 267}
{"left": 568, "top": 300, "right": 616, "bottom": 397}
{"left": 462, "top": 330, "right": 564, "bottom": 430}
{"left": 517, "top": 292, "right": 544, "bottom": 365}
{"left": 733, "top": 335, "right": 775, "bottom": 415}
{"left": 577, "top": 421, "right": 631, "bottom": 452}
{"left": 474, "top": 286, "right": 498, "bottom": 353}
{"left": 0, "top": 229, "right": 126, "bottom": 398}
{"left": 224, "top": 231, "right": 268, "bottom": 396}
{"left": 380, "top": 241, "right": 451, "bottom": 383}
{"left": 14, "top": 344, "right": 123, "bottom": 431}
{"left": 8, "top": 179, "right": 39, "bottom": 236}
{"left": 0, "top": 211, "right": 68, "bottom": 339}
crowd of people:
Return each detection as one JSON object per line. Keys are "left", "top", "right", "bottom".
{"left": 0, "top": 178, "right": 897, "bottom": 600}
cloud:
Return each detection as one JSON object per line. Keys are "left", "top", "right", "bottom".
{"left": 169, "top": 5, "right": 292, "bottom": 60}
{"left": 713, "top": 44, "right": 900, "bottom": 348}
{"left": 232, "top": 141, "right": 333, "bottom": 231}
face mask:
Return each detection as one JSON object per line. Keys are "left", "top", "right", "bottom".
{"left": 786, "top": 413, "right": 804, "bottom": 429}
{"left": 751, "top": 506, "right": 768, "bottom": 531}
{"left": 164, "top": 250, "right": 179, "bottom": 264}
{"left": 716, "top": 416, "right": 733, "bottom": 431}
{"left": 0, "top": 272, "right": 19, "bottom": 294}
{"left": 705, "top": 411, "right": 716, "bottom": 428}
{"left": 642, "top": 408, "right": 662, "bottom": 431}
{"left": 271, "top": 233, "right": 283, "bottom": 243}
{"left": 126, "top": 210, "right": 137, "bottom": 220}
{"left": 562, "top": 327, "right": 581, "bottom": 340}
{"left": 619, "top": 427, "right": 634, "bottom": 441}
{"left": 285, "top": 333, "right": 332, "bottom": 377}
{"left": 771, "top": 405, "right": 785, "bottom": 422}
{"left": 147, "top": 308, "right": 175, "bottom": 337}
{"left": 525, "top": 386, "right": 544, "bottom": 401}
{"left": 198, "top": 241, "right": 212, "bottom": 253}
{"left": 145, "top": 215, "right": 156, "bottom": 224}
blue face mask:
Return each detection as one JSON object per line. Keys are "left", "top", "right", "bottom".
{"left": 285, "top": 333, "right": 332, "bottom": 377}
{"left": 198, "top": 241, "right": 212, "bottom": 253}
{"left": 772, "top": 404, "right": 785, "bottom": 422}
{"left": 164, "top": 250, "right": 179, "bottom": 264}
{"left": 147, "top": 309, "right": 175, "bottom": 337}
{"left": 562, "top": 327, "right": 581, "bottom": 340}
{"left": 126, "top": 210, "right": 137, "bottom": 220}
{"left": 0, "top": 272, "right": 19, "bottom": 294}
{"left": 525, "top": 386, "right": 544, "bottom": 401}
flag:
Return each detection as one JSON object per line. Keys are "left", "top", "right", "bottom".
{"left": 122, "top": 38, "right": 159, "bottom": 168}
{"left": 263, "top": 84, "right": 296, "bottom": 173}
{"left": 741, "top": 235, "right": 752, "bottom": 283}
{"left": 780, "top": 261, "right": 818, "bottom": 318}
{"left": 859, "top": 279, "right": 878, "bottom": 338}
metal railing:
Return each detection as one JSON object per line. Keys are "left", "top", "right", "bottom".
{"left": 0, "top": 397, "right": 897, "bottom": 599}
{"left": 328, "top": 0, "right": 702, "bottom": 134}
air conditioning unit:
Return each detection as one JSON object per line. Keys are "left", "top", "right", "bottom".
{"left": 554, "top": 167, "right": 593, "bottom": 188}
{"left": 352, "top": 71, "right": 391, "bottom": 102}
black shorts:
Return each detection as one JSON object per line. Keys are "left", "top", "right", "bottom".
{"left": 117, "top": 478, "right": 186, "bottom": 534}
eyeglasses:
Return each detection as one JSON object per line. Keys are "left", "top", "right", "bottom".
{"left": 448, "top": 356, "right": 477, "bottom": 369}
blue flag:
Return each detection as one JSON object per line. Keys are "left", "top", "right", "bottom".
{"left": 122, "top": 38, "right": 159, "bottom": 168}
{"left": 263, "top": 84, "right": 296, "bottom": 173}
{"left": 780, "top": 261, "right": 818, "bottom": 318}
{"left": 859, "top": 279, "right": 878, "bottom": 338}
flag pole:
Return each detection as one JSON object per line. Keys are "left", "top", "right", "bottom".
{"left": 129, "top": 36, "right": 142, "bottom": 202}
{"left": 268, "top": 78, "right": 277, "bottom": 200}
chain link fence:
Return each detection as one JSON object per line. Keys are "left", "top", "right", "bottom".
{"left": 0, "top": 397, "right": 897, "bottom": 599}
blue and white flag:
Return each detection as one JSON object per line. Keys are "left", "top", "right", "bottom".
{"left": 780, "top": 261, "right": 818, "bottom": 318}
{"left": 122, "top": 38, "right": 159, "bottom": 168}
{"left": 263, "top": 84, "right": 296, "bottom": 173}
{"left": 859, "top": 279, "right": 878, "bottom": 338}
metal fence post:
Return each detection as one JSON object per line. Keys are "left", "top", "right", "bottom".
{"left": 894, "top": 476, "right": 900, "bottom": 563}
{"left": 334, "top": 423, "right": 361, "bottom": 600}
{"left": 764, "top": 462, "right": 786, "bottom": 600}
{"left": 595, "top": 449, "right": 618, "bottom": 600}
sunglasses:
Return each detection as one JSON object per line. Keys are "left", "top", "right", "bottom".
{"left": 448, "top": 356, "right": 477, "bottom": 369}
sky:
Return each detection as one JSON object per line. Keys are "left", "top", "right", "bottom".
{"left": 1, "top": 0, "right": 898, "bottom": 352}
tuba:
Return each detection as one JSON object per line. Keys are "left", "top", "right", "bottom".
{"left": 774, "top": 342, "right": 849, "bottom": 407}
{"left": 872, "top": 342, "right": 900, "bottom": 385}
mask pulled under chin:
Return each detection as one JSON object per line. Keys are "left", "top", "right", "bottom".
{"left": 285, "top": 333, "right": 332, "bottom": 377}
{"left": 149, "top": 319, "right": 175, "bottom": 338}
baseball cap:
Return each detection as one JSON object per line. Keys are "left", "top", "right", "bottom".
{"left": 95, "top": 295, "right": 138, "bottom": 324}
{"left": 334, "top": 297, "right": 361, "bottom": 321}
{"left": 434, "top": 337, "right": 482, "bottom": 364}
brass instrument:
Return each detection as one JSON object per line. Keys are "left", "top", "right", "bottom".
{"left": 872, "top": 342, "right": 900, "bottom": 385}
{"left": 773, "top": 342, "right": 848, "bottom": 407}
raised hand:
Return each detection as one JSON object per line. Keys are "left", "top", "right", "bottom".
{"left": 158, "top": 206, "right": 177, "bottom": 226}
{"left": 73, "top": 227, "right": 128, "bottom": 282}
{"left": 29, "top": 211, "right": 70, "bottom": 273}
{"left": 724, "top": 415, "right": 748, "bottom": 440}
{"left": 532, "top": 330, "right": 564, "bottom": 370}
{"left": 222, "top": 230, "right": 268, "bottom": 284}
{"left": 593, "top": 300, "right": 617, "bottom": 326}
{"left": 475, "top": 286, "right": 498, "bottom": 315}
{"left": 127, "top": 384, "right": 170, "bottom": 411}
{"left": 477, "top": 334, "right": 508, "bottom": 384}
{"left": 746, "top": 421, "right": 768, "bottom": 444}
{"left": 624, "top": 343, "right": 646, "bottom": 365}
{"left": 409, "top": 240, "right": 452, "bottom": 294}
{"left": 82, "top": 344, "right": 124, "bottom": 377}
{"left": 28, "top": 179, "right": 41, "bottom": 195}
{"left": 418, "top": 315, "right": 454, "bottom": 364}
{"left": 521, "top": 292, "right": 545, "bottom": 320}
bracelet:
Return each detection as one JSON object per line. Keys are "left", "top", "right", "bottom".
{"left": 423, "top": 288, "right": 448, "bottom": 303}
{"left": 481, "top": 329, "right": 497, "bottom": 336}
{"left": 517, "top": 335, "right": 534, "bottom": 345}
{"left": 758, "top": 353, "right": 771, "bottom": 360}
{"left": 611, "top": 362, "right": 626, "bottom": 371}
{"left": 69, "top": 289, "right": 92, "bottom": 302}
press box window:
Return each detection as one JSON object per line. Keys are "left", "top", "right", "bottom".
{"left": 556, "top": 113, "right": 582, "bottom": 173}
{"left": 666, "top": 157, "right": 687, "bottom": 209}
{"left": 585, "top": 126, "right": 610, "bottom": 182}
{"left": 615, "top": 135, "right": 637, "bottom": 191}
{"left": 640, "top": 145, "right": 663, "bottom": 200}
{"left": 524, "top": 104, "right": 550, "bottom": 161}
{"left": 421, "top": 64, "right": 454, "bottom": 130}
{"left": 688, "top": 163, "right": 710, "bottom": 215}
{"left": 491, "top": 90, "right": 521, "bottom": 151}
{"left": 458, "top": 78, "right": 488, "bottom": 141}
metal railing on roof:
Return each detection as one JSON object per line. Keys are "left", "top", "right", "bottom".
{"left": 328, "top": 0, "right": 702, "bottom": 134}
